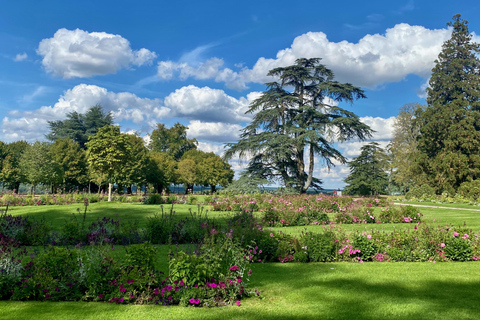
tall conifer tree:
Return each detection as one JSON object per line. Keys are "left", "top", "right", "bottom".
{"left": 417, "top": 14, "right": 480, "bottom": 193}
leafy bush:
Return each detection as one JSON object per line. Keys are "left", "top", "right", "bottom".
{"left": 296, "top": 230, "right": 337, "bottom": 262}
{"left": 444, "top": 232, "right": 473, "bottom": 261}
{"left": 457, "top": 180, "right": 480, "bottom": 200}
{"left": 405, "top": 184, "right": 436, "bottom": 200}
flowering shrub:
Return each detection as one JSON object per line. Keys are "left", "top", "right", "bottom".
{"left": 211, "top": 194, "right": 416, "bottom": 226}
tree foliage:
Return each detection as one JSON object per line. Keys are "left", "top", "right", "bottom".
{"left": 389, "top": 103, "right": 425, "bottom": 192}
{"left": 344, "top": 142, "right": 389, "bottom": 196}
{"left": 46, "top": 105, "right": 113, "bottom": 149}
{"left": 1, "top": 141, "right": 28, "bottom": 192}
{"left": 416, "top": 14, "right": 480, "bottom": 194}
{"left": 225, "top": 58, "right": 371, "bottom": 193}
{"left": 86, "top": 125, "right": 130, "bottom": 201}
{"left": 149, "top": 123, "right": 197, "bottom": 160}
{"left": 50, "top": 138, "right": 88, "bottom": 191}
{"left": 19, "top": 141, "right": 60, "bottom": 194}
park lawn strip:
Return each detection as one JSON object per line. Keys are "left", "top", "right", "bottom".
{"left": 1, "top": 262, "right": 479, "bottom": 320}
{"left": 4, "top": 202, "right": 227, "bottom": 232}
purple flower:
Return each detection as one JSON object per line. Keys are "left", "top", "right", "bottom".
{"left": 165, "top": 286, "right": 173, "bottom": 291}
{"left": 98, "top": 294, "right": 104, "bottom": 299}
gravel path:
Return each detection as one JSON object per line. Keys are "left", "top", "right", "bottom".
{"left": 394, "top": 202, "right": 480, "bottom": 212}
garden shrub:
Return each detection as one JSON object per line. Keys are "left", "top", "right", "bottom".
{"left": 444, "top": 232, "right": 473, "bottom": 261}
{"left": 296, "top": 230, "right": 337, "bottom": 262}
{"left": 405, "top": 184, "right": 436, "bottom": 200}
{"left": 457, "top": 180, "right": 480, "bottom": 201}
{"left": 144, "top": 194, "right": 165, "bottom": 205}
{"left": 123, "top": 242, "right": 158, "bottom": 271}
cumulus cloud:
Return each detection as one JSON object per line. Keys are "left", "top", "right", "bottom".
{"left": 187, "top": 120, "right": 242, "bottom": 143}
{"left": 1, "top": 84, "right": 169, "bottom": 141}
{"left": 157, "top": 23, "right": 452, "bottom": 89}
{"left": 14, "top": 53, "right": 27, "bottom": 62}
{"left": 164, "top": 85, "right": 260, "bottom": 123}
{"left": 37, "top": 28, "right": 156, "bottom": 78}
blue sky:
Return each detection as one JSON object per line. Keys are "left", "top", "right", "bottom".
{"left": 1, "top": 0, "right": 479, "bottom": 188}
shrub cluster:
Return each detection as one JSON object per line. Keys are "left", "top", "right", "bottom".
{"left": 0, "top": 192, "right": 144, "bottom": 207}
{"left": 211, "top": 194, "right": 416, "bottom": 226}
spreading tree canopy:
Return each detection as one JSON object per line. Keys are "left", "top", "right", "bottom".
{"left": 225, "top": 58, "right": 372, "bottom": 192}
{"left": 416, "top": 14, "right": 480, "bottom": 194}
{"left": 46, "top": 105, "right": 113, "bottom": 149}
{"left": 86, "top": 125, "right": 130, "bottom": 201}
{"left": 149, "top": 123, "right": 197, "bottom": 161}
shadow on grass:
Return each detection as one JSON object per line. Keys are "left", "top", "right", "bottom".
{"left": 3, "top": 262, "right": 480, "bottom": 320}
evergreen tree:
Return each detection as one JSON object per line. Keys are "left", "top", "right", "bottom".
{"left": 46, "top": 105, "right": 113, "bottom": 149}
{"left": 225, "top": 58, "right": 372, "bottom": 192}
{"left": 344, "top": 142, "right": 389, "bottom": 196}
{"left": 416, "top": 14, "right": 480, "bottom": 194}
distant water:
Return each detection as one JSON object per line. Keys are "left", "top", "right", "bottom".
{"left": 168, "top": 185, "right": 340, "bottom": 195}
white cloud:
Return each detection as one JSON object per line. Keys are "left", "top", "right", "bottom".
{"left": 156, "top": 23, "right": 452, "bottom": 89}
{"left": 187, "top": 120, "right": 242, "bottom": 143}
{"left": 197, "top": 141, "right": 226, "bottom": 155}
{"left": 164, "top": 85, "right": 259, "bottom": 123}
{"left": 14, "top": 53, "right": 27, "bottom": 62}
{"left": 37, "top": 28, "right": 156, "bottom": 78}
{"left": 1, "top": 84, "right": 169, "bottom": 142}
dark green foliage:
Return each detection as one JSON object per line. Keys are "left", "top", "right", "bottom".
{"left": 149, "top": 123, "right": 197, "bottom": 161}
{"left": 46, "top": 105, "right": 113, "bottom": 149}
{"left": 405, "top": 184, "right": 436, "bottom": 200}
{"left": 416, "top": 15, "right": 480, "bottom": 193}
{"left": 457, "top": 180, "right": 480, "bottom": 200}
{"left": 344, "top": 142, "right": 389, "bottom": 196}
{"left": 296, "top": 231, "right": 337, "bottom": 262}
{"left": 444, "top": 236, "right": 473, "bottom": 261}
{"left": 123, "top": 243, "right": 158, "bottom": 271}
{"left": 1, "top": 141, "right": 28, "bottom": 191}
{"left": 353, "top": 234, "right": 379, "bottom": 261}
{"left": 225, "top": 58, "right": 372, "bottom": 193}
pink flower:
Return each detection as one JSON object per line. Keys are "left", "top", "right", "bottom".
{"left": 367, "top": 235, "right": 372, "bottom": 239}
{"left": 229, "top": 265, "right": 239, "bottom": 271}
{"left": 462, "top": 234, "right": 469, "bottom": 239}
{"left": 453, "top": 232, "right": 459, "bottom": 237}
{"left": 189, "top": 298, "right": 196, "bottom": 304}
{"left": 440, "top": 243, "right": 445, "bottom": 248}
{"left": 236, "top": 300, "right": 241, "bottom": 306}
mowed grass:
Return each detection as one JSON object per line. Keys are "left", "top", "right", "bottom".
{"left": 1, "top": 262, "right": 479, "bottom": 320}
{"left": 3, "top": 201, "right": 480, "bottom": 319}
{"left": 5, "top": 200, "right": 480, "bottom": 237}
{"left": 4, "top": 202, "right": 231, "bottom": 231}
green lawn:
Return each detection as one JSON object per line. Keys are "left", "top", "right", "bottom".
{"left": 1, "top": 262, "right": 479, "bottom": 319}
{"left": 5, "top": 202, "right": 230, "bottom": 231}
{"left": 2, "top": 201, "right": 480, "bottom": 319}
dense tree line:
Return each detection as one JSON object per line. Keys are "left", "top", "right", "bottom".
{"left": 0, "top": 107, "right": 233, "bottom": 197}
{"left": 347, "top": 14, "right": 480, "bottom": 197}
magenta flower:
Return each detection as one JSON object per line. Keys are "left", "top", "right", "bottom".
{"left": 189, "top": 298, "right": 196, "bottom": 304}
{"left": 165, "top": 286, "right": 173, "bottom": 291}
{"left": 236, "top": 300, "right": 241, "bottom": 306}
{"left": 119, "top": 287, "right": 127, "bottom": 293}
{"left": 98, "top": 294, "right": 104, "bottom": 299}
{"left": 127, "top": 279, "right": 134, "bottom": 284}
{"left": 194, "top": 298, "right": 199, "bottom": 304}
{"left": 229, "top": 265, "right": 239, "bottom": 271}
